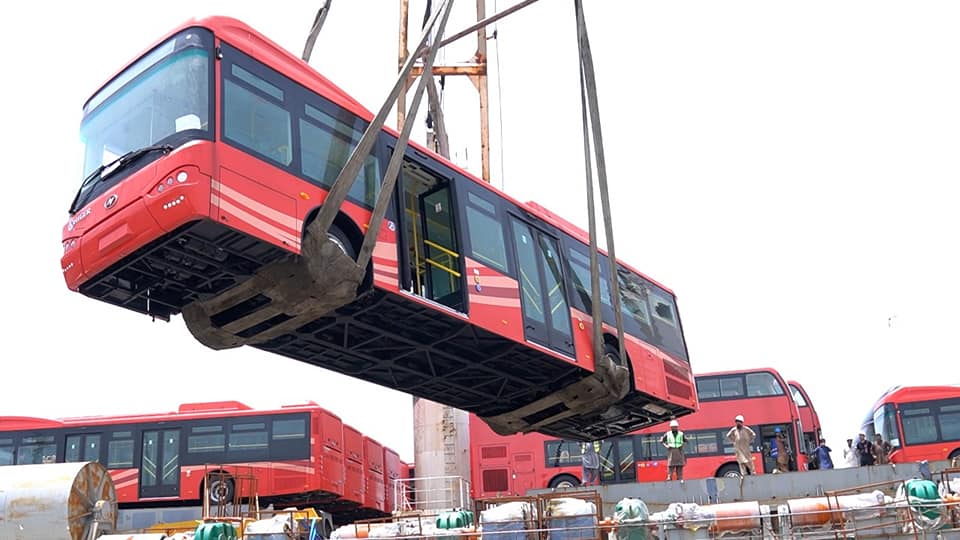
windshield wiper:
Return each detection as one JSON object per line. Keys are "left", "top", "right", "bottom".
{"left": 68, "top": 143, "right": 173, "bottom": 215}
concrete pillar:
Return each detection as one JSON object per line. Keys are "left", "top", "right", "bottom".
{"left": 413, "top": 397, "right": 471, "bottom": 511}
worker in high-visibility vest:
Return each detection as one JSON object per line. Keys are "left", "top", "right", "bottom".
{"left": 661, "top": 420, "right": 686, "bottom": 482}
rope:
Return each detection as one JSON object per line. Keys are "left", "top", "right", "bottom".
{"left": 574, "top": 0, "right": 627, "bottom": 368}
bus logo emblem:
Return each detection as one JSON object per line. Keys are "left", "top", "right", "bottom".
{"left": 105, "top": 194, "right": 119, "bottom": 209}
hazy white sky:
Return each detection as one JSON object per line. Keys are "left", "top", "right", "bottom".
{"left": 2, "top": 1, "right": 958, "bottom": 465}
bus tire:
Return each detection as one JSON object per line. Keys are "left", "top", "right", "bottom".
{"left": 717, "top": 464, "right": 742, "bottom": 479}
{"left": 603, "top": 341, "right": 626, "bottom": 368}
{"left": 326, "top": 223, "right": 357, "bottom": 260}
{"left": 206, "top": 474, "right": 235, "bottom": 505}
{"left": 949, "top": 448, "right": 960, "bottom": 461}
{"left": 548, "top": 474, "right": 581, "bottom": 489}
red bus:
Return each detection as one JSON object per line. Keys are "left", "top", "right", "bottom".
{"left": 788, "top": 380, "right": 822, "bottom": 465}
{"left": 0, "top": 401, "right": 400, "bottom": 519}
{"left": 861, "top": 385, "right": 960, "bottom": 464}
{"left": 470, "top": 368, "right": 807, "bottom": 498}
{"left": 59, "top": 15, "right": 697, "bottom": 441}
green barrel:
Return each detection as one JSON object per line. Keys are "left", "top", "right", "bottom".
{"left": 437, "top": 509, "right": 474, "bottom": 529}
{"left": 194, "top": 521, "right": 238, "bottom": 540}
{"left": 904, "top": 478, "right": 941, "bottom": 521}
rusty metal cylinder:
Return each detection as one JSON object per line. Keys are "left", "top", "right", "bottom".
{"left": 706, "top": 501, "right": 762, "bottom": 533}
{"left": 0, "top": 461, "right": 117, "bottom": 540}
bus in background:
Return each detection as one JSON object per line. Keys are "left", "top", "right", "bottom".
{"left": 0, "top": 401, "right": 402, "bottom": 521}
{"left": 862, "top": 385, "right": 960, "bottom": 464}
{"left": 470, "top": 368, "right": 806, "bottom": 498}
{"left": 788, "top": 380, "right": 822, "bottom": 468}
{"left": 59, "top": 15, "right": 697, "bottom": 441}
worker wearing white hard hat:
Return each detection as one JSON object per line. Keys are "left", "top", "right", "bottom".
{"left": 726, "top": 414, "right": 756, "bottom": 477}
{"left": 661, "top": 419, "right": 686, "bottom": 482}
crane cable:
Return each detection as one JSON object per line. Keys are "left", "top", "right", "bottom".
{"left": 306, "top": 0, "right": 456, "bottom": 272}
{"left": 302, "top": 0, "right": 333, "bottom": 63}
{"left": 575, "top": 0, "right": 627, "bottom": 373}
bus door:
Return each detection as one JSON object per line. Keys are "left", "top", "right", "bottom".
{"left": 140, "top": 429, "right": 181, "bottom": 498}
{"left": 512, "top": 452, "right": 536, "bottom": 495}
{"left": 398, "top": 157, "right": 465, "bottom": 312}
{"left": 598, "top": 438, "right": 637, "bottom": 484}
{"left": 508, "top": 217, "right": 575, "bottom": 356}
{"left": 758, "top": 424, "right": 793, "bottom": 474}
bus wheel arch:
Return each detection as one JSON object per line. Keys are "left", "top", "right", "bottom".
{"left": 717, "top": 463, "right": 742, "bottom": 479}
{"left": 949, "top": 448, "right": 960, "bottom": 461}
{"left": 548, "top": 473, "right": 581, "bottom": 489}
{"left": 303, "top": 208, "right": 371, "bottom": 290}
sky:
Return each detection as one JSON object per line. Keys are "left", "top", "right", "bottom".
{"left": 2, "top": 1, "right": 959, "bottom": 467}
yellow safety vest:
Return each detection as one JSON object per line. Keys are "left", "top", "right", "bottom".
{"left": 665, "top": 431, "right": 684, "bottom": 448}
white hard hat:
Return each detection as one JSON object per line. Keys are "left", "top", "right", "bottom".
{"left": 670, "top": 420, "right": 679, "bottom": 427}
{"left": 735, "top": 415, "right": 745, "bottom": 422}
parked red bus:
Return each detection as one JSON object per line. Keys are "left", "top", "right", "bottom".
{"left": 0, "top": 401, "right": 400, "bottom": 520}
{"left": 861, "top": 385, "right": 960, "bottom": 464}
{"left": 59, "top": 15, "right": 697, "bottom": 441}
{"left": 470, "top": 368, "right": 807, "bottom": 498}
{"left": 788, "top": 380, "right": 822, "bottom": 467}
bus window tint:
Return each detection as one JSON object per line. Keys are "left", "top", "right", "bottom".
{"left": 901, "top": 406, "right": 938, "bottom": 444}
{"left": 720, "top": 377, "right": 745, "bottom": 398}
{"left": 746, "top": 372, "right": 785, "bottom": 397}
{"left": 464, "top": 192, "right": 508, "bottom": 272}
{"left": 223, "top": 68, "right": 292, "bottom": 167}
{"left": 108, "top": 432, "right": 134, "bottom": 469}
{"left": 16, "top": 435, "right": 56, "bottom": 465}
{"left": 940, "top": 404, "right": 960, "bottom": 441}
{"left": 545, "top": 440, "right": 582, "bottom": 467}
{"left": 299, "top": 103, "right": 380, "bottom": 206}
{"left": 565, "top": 246, "right": 610, "bottom": 314}
{"left": 0, "top": 438, "right": 14, "bottom": 465}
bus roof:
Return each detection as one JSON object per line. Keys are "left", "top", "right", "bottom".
{"left": 52, "top": 400, "right": 337, "bottom": 426}
{"left": 82, "top": 15, "right": 678, "bottom": 298}
{"left": 868, "top": 384, "right": 960, "bottom": 411}
{"left": 695, "top": 367, "right": 785, "bottom": 380}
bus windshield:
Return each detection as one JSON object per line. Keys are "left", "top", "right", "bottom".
{"left": 75, "top": 28, "right": 212, "bottom": 210}
{"left": 873, "top": 403, "right": 899, "bottom": 447}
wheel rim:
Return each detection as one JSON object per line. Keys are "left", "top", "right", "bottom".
{"left": 556, "top": 479, "right": 576, "bottom": 489}
{"left": 604, "top": 350, "right": 625, "bottom": 368}
{"left": 209, "top": 479, "right": 231, "bottom": 503}
{"left": 327, "top": 232, "right": 349, "bottom": 256}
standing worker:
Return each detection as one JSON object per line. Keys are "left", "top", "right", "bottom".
{"left": 813, "top": 438, "right": 835, "bottom": 470}
{"left": 874, "top": 433, "right": 892, "bottom": 465}
{"left": 856, "top": 433, "right": 875, "bottom": 466}
{"left": 726, "top": 415, "right": 757, "bottom": 477}
{"left": 771, "top": 427, "right": 791, "bottom": 473}
{"left": 581, "top": 441, "right": 600, "bottom": 486}
{"left": 661, "top": 420, "right": 686, "bottom": 483}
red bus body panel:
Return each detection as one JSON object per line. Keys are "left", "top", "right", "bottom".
{"left": 363, "top": 437, "right": 386, "bottom": 512}
{"left": 342, "top": 425, "right": 365, "bottom": 505}
{"left": 383, "top": 447, "right": 402, "bottom": 512}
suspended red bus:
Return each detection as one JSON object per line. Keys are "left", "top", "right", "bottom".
{"left": 862, "top": 385, "right": 960, "bottom": 464}
{"left": 0, "top": 401, "right": 400, "bottom": 521}
{"left": 788, "top": 380, "right": 823, "bottom": 467}
{"left": 60, "top": 15, "right": 697, "bottom": 440}
{"left": 470, "top": 368, "right": 807, "bottom": 498}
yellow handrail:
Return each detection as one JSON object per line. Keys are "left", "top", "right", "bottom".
{"left": 425, "top": 257, "right": 461, "bottom": 278}
{"left": 423, "top": 239, "right": 459, "bottom": 259}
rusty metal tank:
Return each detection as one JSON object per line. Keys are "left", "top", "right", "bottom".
{"left": 0, "top": 461, "right": 117, "bottom": 540}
